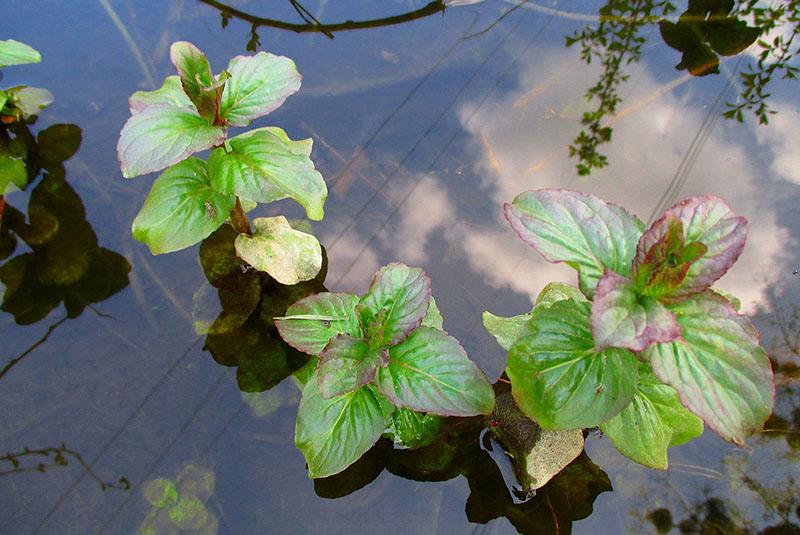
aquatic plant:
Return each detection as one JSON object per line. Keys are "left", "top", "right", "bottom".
{"left": 139, "top": 464, "right": 217, "bottom": 534}
{"left": 0, "top": 39, "right": 52, "bottom": 133}
{"left": 275, "top": 262, "right": 495, "bottom": 478}
{"left": 485, "top": 189, "right": 774, "bottom": 469}
{"left": 118, "top": 41, "right": 327, "bottom": 284}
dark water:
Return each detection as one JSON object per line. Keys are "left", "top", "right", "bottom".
{"left": 2, "top": 1, "right": 799, "bottom": 533}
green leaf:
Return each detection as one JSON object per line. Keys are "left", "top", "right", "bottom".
{"left": 170, "top": 41, "right": 219, "bottom": 121}
{"left": 7, "top": 86, "right": 53, "bottom": 117}
{"left": 142, "top": 478, "right": 179, "bottom": 508}
{"left": 0, "top": 89, "right": 7, "bottom": 111}
{"left": 0, "top": 39, "right": 41, "bottom": 67}
{"left": 504, "top": 189, "right": 644, "bottom": 297}
{"left": 295, "top": 381, "right": 394, "bottom": 478}
{"left": 219, "top": 52, "right": 301, "bottom": 127}
{"left": 600, "top": 364, "right": 703, "bottom": 469}
{"left": 275, "top": 292, "right": 362, "bottom": 355}
{"left": 117, "top": 105, "right": 226, "bottom": 178}
{"left": 507, "top": 299, "right": 639, "bottom": 429}
{"left": 132, "top": 158, "right": 233, "bottom": 254}
{"left": 384, "top": 407, "right": 443, "bottom": 449}
{"left": 483, "top": 310, "right": 532, "bottom": 352}
{"left": 590, "top": 270, "right": 680, "bottom": 351}
{"left": 0, "top": 154, "right": 27, "bottom": 194}
{"left": 420, "top": 296, "right": 444, "bottom": 330}
{"left": 208, "top": 127, "right": 327, "bottom": 220}
{"left": 535, "top": 282, "right": 587, "bottom": 307}
{"left": 233, "top": 215, "right": 322, "bottom": 284}
{"left": 644, "top": 292, "right": 773, "bottom": 444}
{"left": 357, "top": 263, "right": 431, "bottom": 348}
{"left": 168, "top": 495, "right": 208, "bottom": 530}
{"left": 129, "top": 76, "right": 194, "bottom": 114}
{"left": 316, "top": 334, "right": 383, "bottom": 398}
{"left": 375, "top": 327, "right": 495, "bottom": 416}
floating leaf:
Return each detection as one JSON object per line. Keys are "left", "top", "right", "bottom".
{"left": 634, "top": 196, "right": 747, "bottom": 300}
{"left": 170, "top": 41, "right": 219, "bottom": 121}
{"left": 129, "top": 76, "right": 194, "bottom": 114}
{"left": 317, "top": 334, "right": 383, "bottom": 398}
{"left": 295, "top": 381, "right": 393, "bottom": 478}
{"left": 507, "top": 299, "right": 638, "bottom": 429}
{"left": 384, "top": 407, "right": 443, "bottom": 449}
{"left": 591, "top": 270, "right": 680, "bottom": 351}
{"left": 219, "top": 52, "right": 301, "bottom": 127}
{"left": 374, "top": 327, "right": 495, "bottom": 416}
{"left": 168, "top": 495, "right": 208, "bottom": 530}
{"left": 117, "top": 105, "right": 226, "bottom": 178}
{"left": 275, "top": 292, "right": 361, "bottom": 355}
{"left": 600, "top": 364, "right": 703, "bottom": 469}
{"left": 0, "top": 39, "right": 41, "bottom": 67}
{"left": 357, "top": 263, "right": 431, "bottom": 347}
{"left": 142, "top": 478, "right": 179, "bottom": 508}
{"left": 645, "top": 292, "right": 773, "bottom": 444}
{"left": 504, "top": 189, "right": 644, "bottom": 297}
{"left": 7, "top": 86, "right": 53, "bottom": 117}
{"left": 132, "top": 158, "right": 233, "bottom": 254}
{"left": 234, "top": 215, "right": 322, "bottom": 284}
{"left": 208, "top": 127, "right": 327, "bottom": 220}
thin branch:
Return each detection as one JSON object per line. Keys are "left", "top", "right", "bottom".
{"left": 0, "top": 315, "right": 68, "bottom": 381}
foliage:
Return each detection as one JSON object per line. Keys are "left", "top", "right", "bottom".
{"left": 0, "top": 39, "right": 52, "bottom": 128}
{"left": 485, "top": 189, "right": 774, "bottom": 469}
{"left": 275, "top": 262, "right": 495, "bottom": 478}
{"left": 139, "top": 464, "right": 218, "bottom": 535}
{"left": 118, "top": 41, "right": 326, "bottom": 284}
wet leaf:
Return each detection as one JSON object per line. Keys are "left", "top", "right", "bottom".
{"left": 169, "top": 41, "right": 220, "bottom": 121}
{"left": 384, "top": 407, "right": 443, "bottom": 449}
{"left": 129, "top": 76, "right": 193, "bottom": 114}
{"left": 645, "top": 292, "right": 773, "bottom": 444}
{"left": 600, "top": 363, "right": 703, "bottom": 469}
{"left": 233, "top": 215, "right": 322, "bottom": 284}
{"left": 591, "top": 270, "right": 680, "bottom": 351}
{"left": 317, "top": 334, "right": 382, "bottom": 398}
{"left": 219, "top": 52, "right": 301, "bottom": 127}
{"left": 0, "top": 39, "right": 41, "bottom": 67}
{"left": 117, "top": 104, "right": 225, "bottom": 178}
{"left": 275, "top": 292, "right": 362, "bottom": 355}
{"left": 357, "top": 263, "right": 431, "bottom": 347}
{"left": 634, "top": 196, "right": 747, "bottom": 300}
{"left": 375, "top": 327, "right": 495, "bottom": 416}
{"left": 504, "top": 189, "right": 644, "bottom": 297}
{"left": 142, "top": 478, "right": 178, "bottom": 508}
{"left": 132, "top": 158, "right": 233, "bottom": 254}
{"left": 507, "top": 299, "right": 638, "bottom": 429}
{"left": 295, "top": 381, "right": 393, "bottom": 478}
{"left": 208, "top": 127, "right": 327, "bottom": 220}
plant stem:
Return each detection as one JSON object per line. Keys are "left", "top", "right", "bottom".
{"left": 230, "top": 196, "right": 251, "bottom": 235}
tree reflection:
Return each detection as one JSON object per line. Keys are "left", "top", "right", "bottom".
{"left": 564, "top": 0, "right": 798, "bottom": 175}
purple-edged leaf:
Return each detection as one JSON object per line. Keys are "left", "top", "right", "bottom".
{"left": 275, "top": 292, "right": 361, "bottom": 355}
{"left": 504, "top": 189, "right": 644, "bottom": 298}
{"left": 219, "top": 52, "right": 301, "bottom": 127}
{"left": 129, "top": 76, "right": 193, "bottom": 114}
{"left": 374, "top": 327, "right": 495, "bottom": 416}
{"left": 358, "top": 263, "right": 431, "bottom": 347}
{"left": 644, "top": 292, "right": 774, "bottom": 444}
{"left": 591, "top": 270, "right": 680, "bottom": 351}
{"left": 634, "top": 196, "right": 748, "bottom": 299}
{"left": 317, "top": 334, "right": 383, "bottom": 399}
{"left": 170, "top": 41, "right": 221, "bottom": 122}
{"left": 117, "top": 105, "right": 226, "bottom": 178}
{"left": 295, "top": 382, "right": 394, "bottom": 479}
{"left": 507, "top": 299, "right": 639, "bottom": 429}
{"left": 600, "top": 363, "right": 703, "bottom": 469}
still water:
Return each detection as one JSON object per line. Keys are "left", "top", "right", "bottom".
{"left": 2, "top": 1, "right": 799, "bottom": 533}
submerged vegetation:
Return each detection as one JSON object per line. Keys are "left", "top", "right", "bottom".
{"left": 118, "top": 41, "right": 327, "bottom": 284}
{"left": 487, "top": 189, "right": 774, "bottom": 468}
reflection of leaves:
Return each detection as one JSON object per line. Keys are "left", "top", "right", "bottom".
{"left": 199, "top": 225, "right": 327, "bottom": 392}
{"left": 1, "top": 174, "right": 130, "bottom": 324}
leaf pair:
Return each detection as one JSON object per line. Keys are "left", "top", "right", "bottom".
{"left": 276, "top": 263, "right": 495, "bottom": 477}
{"left": 496, "top": 189, "right": 773, "bottom": 467}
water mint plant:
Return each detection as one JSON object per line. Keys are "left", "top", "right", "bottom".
{"left": 275, "top": 262, "right": 495, "bottom": 478}
{"left": 118, "top": 41, "right": 327, "bottom": 284}
{"left": 484, "top": 189, "right": 774, "bottom": 469}
{"left": 0, "top": 39, "right": 53, "bottom": 130}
